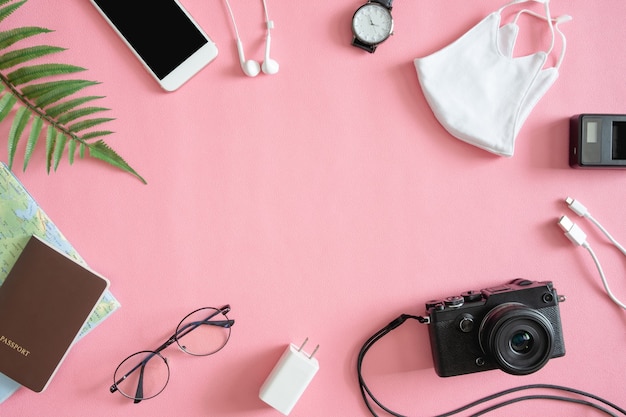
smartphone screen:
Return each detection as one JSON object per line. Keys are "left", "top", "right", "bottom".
{"left": 91, "top": 0, "right": 218, "bottom": 91}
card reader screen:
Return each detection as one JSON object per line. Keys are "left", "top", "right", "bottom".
{"left": 93, "top": 0, "right": 208, "bottom": 79}
{"left": 586, "top": 121, "right": 598, "bottom": 143}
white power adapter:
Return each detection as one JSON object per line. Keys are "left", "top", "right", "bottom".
{"left": 259, "top": 338, "right": 320, "bottom": 415}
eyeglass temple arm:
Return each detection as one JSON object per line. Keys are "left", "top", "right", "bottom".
{"left": 174, "top": 305, "right": 234, "bottom": 341}
{"left": 148, "top": 306, "right": 233, "bottom": 349}
{"left": 174, "top": 319, "right": 235, "bottom": 340}
{"left": 133, "top": 364, "right": 146, "bottom": 404}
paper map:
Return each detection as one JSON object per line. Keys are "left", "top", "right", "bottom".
{"left": 0, "top": 162, "right": 120, "bottom": 401}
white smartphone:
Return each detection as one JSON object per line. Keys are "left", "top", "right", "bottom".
{"left": 90, "top": 0, "right": 218, "bottom": 91}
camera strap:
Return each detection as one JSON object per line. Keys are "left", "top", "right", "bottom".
{"left": 356, "top": 313, "right": 626, "bottom": 417}
{"left": 357, "top": 313, "right": 428, "bottom": 417}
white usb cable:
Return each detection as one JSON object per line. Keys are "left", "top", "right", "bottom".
{"left": 558, "top": 197, "right": 626, "bottom": 310}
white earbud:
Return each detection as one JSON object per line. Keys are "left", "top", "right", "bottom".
{"left": 236, "top": 39, "right": 261, "bottom": 77}
{"left": 261, "top": 22, "right": 279, "bottom": 75}
{"left": 225, "top": 0, "right": 279, "bottom": 77}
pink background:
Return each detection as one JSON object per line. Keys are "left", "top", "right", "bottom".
{"left": 2, "top": 0, "right": 626, "bottom": 416}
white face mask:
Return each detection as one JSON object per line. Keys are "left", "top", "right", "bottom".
{"left": 414, "top": 0, "right": 571, "bottom": 157}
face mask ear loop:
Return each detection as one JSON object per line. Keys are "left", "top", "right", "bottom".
{"left": 553, "top": 15, "right": 572, "bottom": 69}
{"left": 541, "top": 0, "right": 556, "bottom": 57}
{"left": 499, "top": 0, "right": 549, "bottom": 14}
{"left": 511, "top": 10, "right": 571, "bottom": 70}
{"left": 498, "top": 0, "right": 555, "bottom": 56}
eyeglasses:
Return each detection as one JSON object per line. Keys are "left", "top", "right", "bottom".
{"left": 110, "top": 305, "right": 234, "bottom": 403}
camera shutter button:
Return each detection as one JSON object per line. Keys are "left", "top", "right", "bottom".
{"left": 444, "top": 296, "right": 464, "bottom": 308}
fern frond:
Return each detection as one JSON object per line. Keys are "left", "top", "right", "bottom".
{"left": 89, "top": 140, "right": 146, "bottom": 184}
{"left": 0, "top": 0, "right": 26, "bottom": 25}
{"left": 0, "top": 45, "right": 65, "bottom": 70}
{"left": 0, "top": 0, "right": 18, "bottom": 7}
{"left": 8, "top": 63, "right": 85, "bottom": 86}
{"left": 56, "top": 106, "right": 109, "bottom": 125}
{"left": 44, "top": 125, "right": 54, "bottom": 173}
{"left": 22, "top": 113, "right": 41, "bottom": 170}
{"left": 0, "top": 0, "right": 145, "bottom": 183}
{"left": 67, "top": 136, "right": 76, "bottom": 164}
{"left": 80, "top": 130, "right": 113, "bottom": 140}
{"left": 52, "top": 132, "right": 66, "bottom": 171}
{"left": 68, "top": 117, "right": 113, "bottom": 133}
{"left": 0, "top": 27, "right": 52, "bottom": 50}
{"left": 0, "top": 90, "right": 16, "bottom": 121}
{"left": 7, "top": 105, "right": 29, "bottom": 167}
{"left": 45, "top": 95, "right": 104, "bottom": 118}
{"left": 21, "top": 79, "right": 98, "bottom": 108}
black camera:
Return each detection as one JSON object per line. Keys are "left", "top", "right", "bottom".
{"left": 425, "top": 279, "right": 566, "bottom": 377}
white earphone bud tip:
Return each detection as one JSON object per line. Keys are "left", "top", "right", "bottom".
{"left": 244, "top": 60, "right": 261, "bottom": 77}
{"left": 262, "top": 59, "right": 279, "bottom": 75}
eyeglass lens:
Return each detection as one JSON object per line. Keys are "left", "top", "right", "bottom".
{"left": 113, "top": 350, "right": 169, "bottom": 401}
{"left": 175, "top": 307, "right": 232, "bottom": 356}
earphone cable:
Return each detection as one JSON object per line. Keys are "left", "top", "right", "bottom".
{"left": 261, "top": 0, "right": 272, "bottom": 28}
{"left": 223, "top": 0, "right": 241, "bottom": 40}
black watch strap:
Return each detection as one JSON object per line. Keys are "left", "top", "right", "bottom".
{"left": 371, "top": 0, "right": 393, "bottom": 10}
{"left": 351, "top": 38, "right": 376, "bottom": 53}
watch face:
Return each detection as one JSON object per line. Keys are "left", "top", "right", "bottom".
{"left": 352, "top": 3, "right": 393, "bottom": 45}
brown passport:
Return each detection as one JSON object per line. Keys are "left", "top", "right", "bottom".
{"left": 0, "top": 235, "right": 109, "bottom": 392}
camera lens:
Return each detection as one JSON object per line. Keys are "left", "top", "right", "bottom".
{"left": 479, "top": 303, "right": 554, "bottom": 375}
{"left": 510, "top": 330, "right": 533, "bottom": 353}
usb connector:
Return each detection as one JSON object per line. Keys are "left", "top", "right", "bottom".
{"left": 565, "top": 197, "right": 589, "bottom": 217}
{"left": 558, "top": 215, "right": 587, "bottom": 246}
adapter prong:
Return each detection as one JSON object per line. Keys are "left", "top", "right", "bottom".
{"left": 308, "top": 344, "right": 319, "bottom": 359}
{"left": 298, "top": 338, "right": 308, "bottom": 352}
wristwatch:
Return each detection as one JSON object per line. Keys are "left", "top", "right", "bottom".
{"left": 351, "top": 0, "right": 394, "bottom": 53}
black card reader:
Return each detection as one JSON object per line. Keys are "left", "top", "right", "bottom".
{"left": 570, "top": 114, "right": 626, "bottom": 168}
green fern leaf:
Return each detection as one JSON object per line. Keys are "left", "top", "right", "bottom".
{"left": 0, "top": 1, "right": 26, "bottom": 25}
{"left": 0, "top": 27, "right": 52, "bottom": 50}
{"left": 7, "top": 105, "right": 29, "bottom": 168}
{"left": 21, "top": 79, "right": 99, "bottom": 108}
{"left": 0, "top": 45, "right": 65, "bottom": 70}
{"left": 46, "top": 95, "right": 104, "bottom": 118}
{"left": 80, "top": 130, "right": 113, "bottom": 140}
{"left": 44, "top": 125, "right": 55, "bottom": 174}
{"left": 8, "top": 63, "right": 85, "bottom": 86}
{"left": 56, "top": 106, "right": 109, "bottom": 125}
{"left": 0, "top": 91, "right": 16, "bottom": 122}
{"left": 68, "top": 117, "right": 113, "bottom": 133}
{"left": 68, "top": 137, "right": 76, "bottom": 165}
{"left": 22, "top": 113, "right": 42, "bottom": 170}
{"left": 89, "top": 140, "right": 146, "bottom": 184}
{"left": 52, "top": 132, "right": 66, "bottom": 171}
